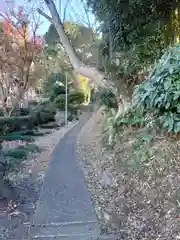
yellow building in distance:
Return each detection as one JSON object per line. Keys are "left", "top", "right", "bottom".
{"left": 79, "top": 74, "right": 92, "bottom": 105}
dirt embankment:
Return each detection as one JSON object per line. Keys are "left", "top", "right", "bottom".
{"left": 77, "top": 109, "right": 180, "bottom": 240}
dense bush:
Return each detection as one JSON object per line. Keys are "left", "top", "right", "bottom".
{"left": 102, "top": 108, "right": 147, "bottom": 144}
{"left": 55, "top": 90, "right": 85, "bottom": 110}
{"left": 55, "top": 90, "right": 84, "bottom": 120}
{"left": 0, "top": 130, "right": 45, "bottom": 141}
{"left": 0, "top": 116, "right": 34, "bottom": 134}
{"left": 0, "top": 134, "right": 34, "bottom": 142}
{"left": 0, "top": 101, "right": 58, "bottom": 135}
{"left": 0, "top": 107, "right": 30, "bottom": 117}
{"left": 2, "top": 144, "right": 40, "bottom": 173}
{"left": 134, "top": 44, "right": 180, "bottom": 132}
{"left": 54, "top": 95, "right": 65, "bottom": 110}
{"left": 43, "top": 72, "right": 67, "bottom": 100}
{"left": 17, "top": 108, "right": 30, "bottom": 116}
{"left": 40, "top": 122, "right": 60, "bottom": 129}
{"left": 68, "top": 90, "right": 84, "bottom": 105}
{"left": 97, "top": 88, "right": 118, "bottom": 109}
{"left": 30, "top": 101, "right": 57, "bottom": 125}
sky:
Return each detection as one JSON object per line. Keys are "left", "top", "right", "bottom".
{"left": 0, "top": 0, "right": 97, "bottom": 35}
{"left": 0, "top": 0, "right": 50, "bottom": 34}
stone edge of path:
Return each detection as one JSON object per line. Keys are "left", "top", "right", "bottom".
{"left": 23, "top": 120, "right": 79, "bottom": 238}
{"left": 57, "top": 120, "right": 79, "bottom": 141}
{"left": 77, "top": 108, "right": 102, "bottom": 142}
{"left": 76, "top": 109, "right": 121, "bottom": 239}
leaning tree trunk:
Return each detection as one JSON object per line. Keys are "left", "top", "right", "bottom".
{"left": 38, "top": 0, "right": 113, "bottom": 90}
{"left": 38, "top": 0, "right": 131, "bottom": 114}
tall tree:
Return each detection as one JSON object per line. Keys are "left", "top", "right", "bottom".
{"left": 37, "top": 0, "right": 132, "bottom": 113}
{"left": 37, "top": 0, "right": 113, "bottom": 89}
{"left": 37, "top": 0, "right": 179, "bottom": 113}
{"left": 0, "top": 5, "right": 44, "bottom": 115}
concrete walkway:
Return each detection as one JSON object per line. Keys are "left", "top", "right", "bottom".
{"left": 29, "top": 112, "right": 101, "bottom": 239}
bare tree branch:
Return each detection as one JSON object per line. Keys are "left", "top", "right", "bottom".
{"left": 63, "top": 0, "right": 71, "bottom": 23}
{"left": 39, "top": 0, "right": 111, "bottom": 89}
{"left": 37, "top": 9, "right": 53, "bottom": 23}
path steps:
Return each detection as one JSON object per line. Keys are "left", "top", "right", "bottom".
{"left": 12, "top": 222, "right": 119, "bottom": 240}
{"left": 28, "top": 221, "right": 117, "bottom": 239}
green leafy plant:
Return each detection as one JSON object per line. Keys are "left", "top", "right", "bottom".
{"left": 40, "top": 123, "right": 60, "bottom": 129}
{"left": 102, "top": 108, "right": 147, "bottom": 145}
{"left": 55, "top": 90, "right": 84, "bottom": 120}
{"left": 0, "top": 116, "right": 34, "bottom": 134}
{"left": 68, "top": 90, "right": 85, "bottom": 105}
{"left": 3, "top": 143, "right": 40, "bottom": 173}
{"left": 97, "top": 88, "right": 118, "bottom": 109}
{"left": 31, "top": 101, "right": 57, "bottom": 125}
{"left": 0, "top": 134, "right": 34, "bottom": 142}
{"left": 10, "top": 130, "right": 45, "bottom": 136}
{"left": 134, "top": 44, "right": 180, "bottom": 132}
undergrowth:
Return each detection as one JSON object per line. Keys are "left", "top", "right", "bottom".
{"left": 101, "top": 108, "right": 180, "bottom": 239}
{"left": 2, "top": 144, "right": 40, "bottom": 174}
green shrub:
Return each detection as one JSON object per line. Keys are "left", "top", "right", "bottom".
{"left": 134, "top": 44, "right": 180, "bottom": 132}
{"left": 0, "top": 107, "right": 30, "bottom": 117}
{"left": 0, "top": 130, "right": 45, "bottom": 141}
{"left": 55, "top": 90, "right": 84, "bottom": 110}
{"left": 42, "top": 72, "right": 66, "bottom": 100}
{"left": 54, "top": 91, "right": 82, "bottom": 121}
{"left": 102, "top": 109, "right": 147, "bottom": 145}
{"left": 54, "top": 95, "right": 65, "bottom": 110}
{"left": 40, "top": 123, "right": 60, "bottom": 129}
{"left": 28, "top": 100, "right": 38, "bottom": 107}
{"left": 0, "top": 116, "right": 34, "bottom": 134}
{"left": 3, "top": 143, "right": 40, "bottom": 172}
{"left": 31, "top": 131, "right": 45, "bottom": 136}
{"left": 67, "top": 115, "right": 74, "bottom": 122}
{"left": 97, "top": 88, "right": 118, "bottom": 109}
{"left": 31, "top": 101, "right": 56, "bottom": 125}
{"left": 0, "top": 134, "right": 34, "bottom": 142}
{"left": 68, "top": 90, "right": 84, "bottom": 105}
{"left": 10, "top": 130, "right": 35, "bottom": 136}
{"left": 18, "top": 108, "right": 30, "bottom": 116}
{"left": 17, "top": 143, "right": 40, "bottom": 153}
{"left": 3, "top": 148, "right": 28, "bottom": 159}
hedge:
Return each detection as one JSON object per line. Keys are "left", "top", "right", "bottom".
{"left": 0, "top": 107, "right": 30, "bottom": 117}
{"left": 30, "top": 101, "right": 57, "bottom": 125}
{"left": 0, "top": 102, "right": 57, "bottom": 134}
{"left": 0, "top": 115, "right": 34, "bottom": 134}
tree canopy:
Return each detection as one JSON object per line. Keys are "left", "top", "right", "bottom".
{"left": 87, "top": 0, "right": 180, "bottom": 58}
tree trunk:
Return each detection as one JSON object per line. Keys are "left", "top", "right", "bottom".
{"left": 38, "top": 0, "right": 131, "bottom": 116}
{"left": 115, "top": 94, "right": 131, "bottom": 119}
{"left": 120, "top": 95, "right": 131, "bottom": 112}
{"left": 38, "top": 0, "right": 113, "bottom": 90}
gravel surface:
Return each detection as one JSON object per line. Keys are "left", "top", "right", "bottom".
{"left": 0, "top": 121, "right": 77, "bottom": 240}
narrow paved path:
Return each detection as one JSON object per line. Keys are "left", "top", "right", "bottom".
{"left": 29, "top": 111, "right": 101, "bottom": 239}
